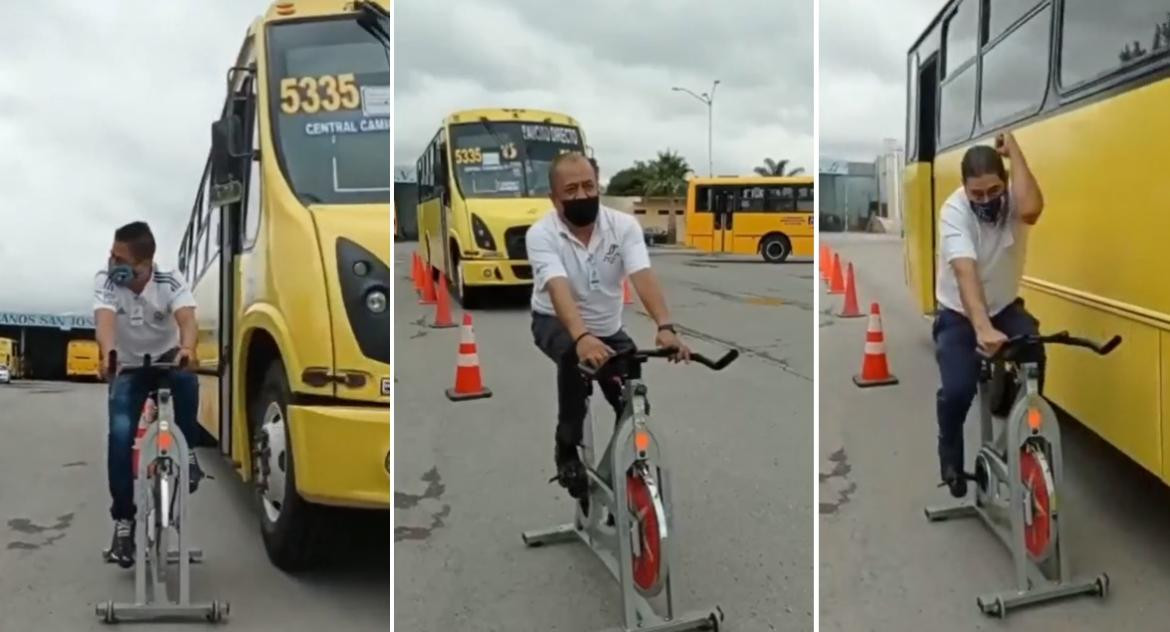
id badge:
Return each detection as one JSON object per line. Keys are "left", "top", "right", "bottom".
{"left": 586, "top": 253, "right": 601, "bottom": 291}
{"left": 130, "top": 304, "right": 145, "bottom": 326}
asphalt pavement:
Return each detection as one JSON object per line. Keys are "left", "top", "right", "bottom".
{"left": 394, "top": 242, "right": 814, "bottom": 631}
{"left": 0, "top": 379, "right": 389, "bottom": 630}
{"left": 818, "top": 233, "right": 1170, "bottom": 631}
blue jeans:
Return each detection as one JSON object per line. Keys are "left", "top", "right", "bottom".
{"left": 933, "top": 298, "right": 1044, "bottom": 477}
{"left": 107, "top": 370, "right": 200, "bottom": 521}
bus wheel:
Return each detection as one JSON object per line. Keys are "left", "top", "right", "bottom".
{"left": 453, "top": 257, "right": 480, "bottom": 309}
{"left": 761, "top": 235, "right": 791, "bottom": 263}
{"left": 252, "top": 359, "right": 329, "bottom": 571}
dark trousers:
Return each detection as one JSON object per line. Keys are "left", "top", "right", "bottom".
{"left": 933, "top": 298, "right": 1043, "bottom": 475}
{"left": 107, "top": 369, "right": 200, "bottom": 521}
{"left": 531, "top": 312, "right": 637, "bottom": 449}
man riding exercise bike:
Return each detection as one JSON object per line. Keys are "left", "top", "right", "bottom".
{"left": 525, "top": 152, "right": 691, "bottom": 500}
{"left": 934, "top": 131, "right": 1044, "bottom": 497}
{"left": 94, "top": 221, "right": 204, "bottom": 568}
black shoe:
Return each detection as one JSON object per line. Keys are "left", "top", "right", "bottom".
{"left": 187, "top": 450, "right": 205, "bottom": 494}
{"left": 109, "top": 519, "right": 135, "bottom": 569}
{"left": 550, "top": 444, "right": 588, "bottom": 500}
{"left": 939, "top": 464, "right": 969, "bottom": 498}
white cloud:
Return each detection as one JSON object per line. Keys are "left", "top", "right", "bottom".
{"left": 819, "top": 0, "right": 940, "bottom": 161}
{"left": 0, "top": 1, "right": 270, "bottom": 314}
{"left": 395, "top": 0, "right": 813, "bottom": 183}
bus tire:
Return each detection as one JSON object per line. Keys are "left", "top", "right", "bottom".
{"left": 450, "top": 253, "right": 481, "bottom": 309}
{"left": 760, "top": 234, "right": 791, "bottom": 263}
{"left": 252, "top": 359, "right": 330, "bottom": 572}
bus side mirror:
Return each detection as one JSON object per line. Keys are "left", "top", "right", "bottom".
{"left": 210, "top": 117, "right": 245, "bottom": 207}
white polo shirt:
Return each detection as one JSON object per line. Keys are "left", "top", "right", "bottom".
{"left": 935, "top": 186, "right": 1029, "bottom": 317}
{"left": 526, "top": 205, "right": 652, "bottom": 337}
{"left": 93, "top": 266, "right": 197, "bottom": 367}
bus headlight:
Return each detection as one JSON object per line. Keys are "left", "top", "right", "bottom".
{"left": 336, "top": 237, "right": 389, "bottom": 364}
{"left": 470, "top": 213, "right": 497, "bottom": 251}
{"left": 365, "top": 289, "right": 387, "bottom": 314}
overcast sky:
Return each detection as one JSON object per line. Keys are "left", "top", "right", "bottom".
{"left": 0, "top": 1, "right": 268, "bottom": 314}
{"left": 395, "top": 0, "right": 813, "bottom": 186}
{"left": 819, "top": 0, "right": 939, "bottom": 161}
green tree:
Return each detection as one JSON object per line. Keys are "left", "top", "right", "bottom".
{"left": 753, "top": 157, "right": 805, "bottom": 177}
{"left": 643, "top": 150, "right": 692, "bottom": 242}
{"left": 604, "top": 162, "right": 651, "bottom": 195}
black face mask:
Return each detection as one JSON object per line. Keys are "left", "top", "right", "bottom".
{"left": 562, "top": 195, "right": 600, "bottom": 227}
{"left": 970, "top": 192, "right": 1006, "bottom": 224}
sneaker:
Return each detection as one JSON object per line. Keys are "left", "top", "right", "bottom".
{"left": 109, "top": 519, "right": 135, "bottom": 568}
{"left": 551, "top": 443, "right": 588, "bottom": 500}
{"left": 187, "top": 450, "right": 204, "bottom": 493}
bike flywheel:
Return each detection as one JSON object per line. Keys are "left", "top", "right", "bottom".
{"left": 1020, "top": 442, "right": 1056, "bottom": 562}
{"left": 626, "top": 472, "right": 665, "bottom": 596}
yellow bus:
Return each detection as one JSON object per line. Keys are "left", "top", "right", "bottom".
{"left": 177, "top": 0, "right": 390, "bottom": 571}
{"left": 685, "top": 176, "right": 815, "bottom": 262}
{"left": 0, "top": 337, "right": 18, "bottom": 378}
{"left": 902, "top": 2, "right": 1170, "bottom": 482}
{"left": 66, "top": 339, "right": 100, "bottom": 380}
{"left": 415, "top": 108, "right": 589, "bottom": 307}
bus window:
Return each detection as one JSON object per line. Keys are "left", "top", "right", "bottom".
{"left": 943, "top": 0, "right": 977, "bottom": 78}
{"left": 267, "top": 20, "right": 391, "bottom": 205}
{"left": 796, "top": 185, "right": 813, "bottom": 212}
{"left": 694, "top": 186, "right": 712, "bottom": 212}
{"left": 980, "top": 6, "right": 1051, "bottom": 126}
{"left": 1060, "top": 0, "right": 1169, "bottom": 89}
{"left": 741, "top": 186, "right": 767, "bottom": 212}
{"left": 766, "top": 186, "right": 796, "bottom": 212}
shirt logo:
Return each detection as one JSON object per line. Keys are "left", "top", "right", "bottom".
{"left": 153, "top": 311, "right": 165, "bottom": 322}
{"left": 602, "top": 243, "right": 620, "bottom": 264}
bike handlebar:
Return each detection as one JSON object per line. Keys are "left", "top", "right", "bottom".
{"left": 578, "top": 347, "right": 739, "bottom": 379}
{"left": 988, "top": 331, "right": 1122, "bottom": 362}
{"left": 107, "top": 350, "right": 189, "bottom": 376}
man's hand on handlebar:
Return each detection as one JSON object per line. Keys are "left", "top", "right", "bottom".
{"left": 975, "top": 324, "right": 1009, "bottom": 357}
{"left": 655, "top": 328, "right": 691, "bottom": 364}
{"left": 576, "top": 334, "right": 615, "bottom": 369}
{"left": 175, "top": 347, "right": 198, "bottom": 371}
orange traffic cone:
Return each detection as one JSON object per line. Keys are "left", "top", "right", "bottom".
{"left": 430, "top": 275, "right": 457, "bottom": 328}
{"left": 419, "top": 265, "right": 438, "bottom": 305}
{"left": 822, "top": 247, "right": 835, "bottom": 284}
{"left": 836, "top": 263, "right": 864, "bottom": 318}
{"left": 853, "top": 303, "right": 899, "bottom": 387}
{"left": 446, "top": 313, "right": 492, "bottom": 401}
{"left": 411, "top": 253, "right": 422, "bottom": 294}
{"left": 623, "top": 278, "right": 634, "bottom": 305}
{"left": 829, "top": 253, "right": 846, "bottom": 295}
{"left": 820, "top": 244, "right": 829, "bottom": 280}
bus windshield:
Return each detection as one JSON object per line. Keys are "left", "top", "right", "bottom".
{"left": 267, "top": 17, "right": 390, "bottom": 205}
{"left": 449, "top": 121, "right": 584, "bottom": 199}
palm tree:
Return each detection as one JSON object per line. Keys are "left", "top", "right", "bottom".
{"left": 754, "top": 157, "right": 805, "bottom": 177}
{"left": 643, "top": 150, "right": 692, "bottom": 243}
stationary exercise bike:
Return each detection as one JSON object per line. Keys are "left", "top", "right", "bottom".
{"left": 97, "top": 351, "right": 229, "bottom": 624}
{"left": 522, "top": 347, "right": 738, "bottom": 632}
{"left": 924, "top": 331, "right": 1120, "bottom": 617}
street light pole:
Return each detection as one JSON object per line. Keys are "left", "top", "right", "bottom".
{"left": 672, "top": 79, "right": 720, "bottom": 176}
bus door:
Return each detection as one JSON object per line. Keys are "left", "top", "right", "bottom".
{"left": 688, "top": 185, "right": 717, "bottom": 251}
{"left": 209, "top": 65, "right": 257, "bottom": 464}
{"left": 712, "top": 186, "right": 737, "bottom": 253}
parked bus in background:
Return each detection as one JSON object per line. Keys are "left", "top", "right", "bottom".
{"left": 415, "top": 108, "right": 589, "bottom": 307}
{"left": 901, "top": 1, "right": 1170, "bottom": 485}
{"left": 66, "top": 339, "right": 101, "bottom": 380}
{"left": 685, "top": 176, "right": 815, "bottom": 263}
{"left": 177, "top": 0, "right": 390, "bottom": 571}
{"left": 0, "top": 337, "right": 18, "bottom": 379}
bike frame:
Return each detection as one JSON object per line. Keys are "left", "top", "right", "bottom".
{"left": 522, "top": 348, "right": 735, "bottom": 632}
{"left": 924, "top": 332, "right": 1117, "bottom": 616}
